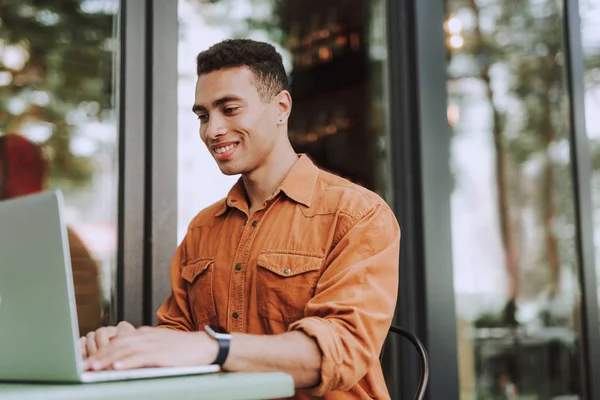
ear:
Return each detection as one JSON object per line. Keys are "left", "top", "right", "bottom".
{"left": 275, "top": 90, "right": 292, "bottom": 125}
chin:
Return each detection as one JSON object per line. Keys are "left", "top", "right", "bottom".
{"left": 217, "top": 162, "right": 244, "bottom": 176}
{"left": 220, "top": 168, "right": 241, "bottom": 176}
{"left": 215, "top": 154, "right": 255, "bottom": 176}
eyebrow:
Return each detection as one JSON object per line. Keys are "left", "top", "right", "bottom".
{"left": 192, "top": 95, "right": 244, "bottom": 113}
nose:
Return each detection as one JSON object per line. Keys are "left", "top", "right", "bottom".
{"left": 204, "top": 114, "right": 227, "bottom": 141}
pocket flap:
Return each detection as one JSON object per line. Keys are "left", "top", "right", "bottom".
{"left": 257, "top": 252, "right": 323, "bottom": 277}
{"left": 182, "top": 259, "right": 213, "bottom": 283}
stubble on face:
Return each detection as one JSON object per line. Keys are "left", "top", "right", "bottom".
{"left": 194, "top": 67, "right": 280, "bottom": 177}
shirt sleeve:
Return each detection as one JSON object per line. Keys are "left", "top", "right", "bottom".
{"left": 288, "top": 202, "right": 400, "bottom": 396}
{"left": 155, "top": 235, "right": 195, "bottom": 331}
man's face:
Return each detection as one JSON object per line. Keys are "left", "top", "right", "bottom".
{"left": 193, "top": 67, "right": 282, "bottom": 176}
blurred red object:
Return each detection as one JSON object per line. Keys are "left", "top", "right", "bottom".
{"left": 0, "top": 133, "right": 47, "bottom": 199}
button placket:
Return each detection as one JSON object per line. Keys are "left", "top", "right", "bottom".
{"left": 227, "top": 205, "right": 270, "bottom": 332}
{"left": 227, "top": 211, "right": 262, "bottom": 332}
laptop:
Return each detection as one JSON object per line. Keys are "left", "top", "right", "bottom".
{"left": 0, "top": 190, "right": 220, "bottom": 383}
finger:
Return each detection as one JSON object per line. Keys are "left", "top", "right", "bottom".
{"left": 87, "top": 336, "right": 140, "bottom": 371}
{"left": 95, "top": 326, "right": 117, "bottom": 350}
{"left": 79, "top": 337, "right": 88, "bottom": 357}
{"left": 86, "top": 331, "right": 98, "bottom": 356}
{"left": 112, "top": 353, "right": 161, "bottom": 371}
{"left": 116, "top": 321, "right": 136, "bottom": 336}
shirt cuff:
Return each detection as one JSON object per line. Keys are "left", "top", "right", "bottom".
{"left": 288, "top": 316, "right": 341, "bottom": 396}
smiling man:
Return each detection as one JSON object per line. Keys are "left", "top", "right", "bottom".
{"left": 82, "top": 39, "right": 400, "bottom": 399}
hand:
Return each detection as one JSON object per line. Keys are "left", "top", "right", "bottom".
{"left": 84, "top": 326, "right": 219, "bottom": 371}
{"left": 80, "top": 321, "right": 136, "bottom": 357}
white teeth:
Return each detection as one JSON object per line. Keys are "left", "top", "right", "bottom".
{"left": 215, "top": 144, "right": 236, "bottom": 154}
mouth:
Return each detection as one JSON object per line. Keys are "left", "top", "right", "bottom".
{"left": 211, "top": 142, "right": 239, "bottom": 161}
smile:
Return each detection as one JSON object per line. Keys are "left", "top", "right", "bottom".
{"left": 214, "top": 143, "right": 238, "bottom": 154}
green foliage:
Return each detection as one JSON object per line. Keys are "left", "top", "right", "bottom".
{"left": 0, "top": 0, "right": 116, "bottom": 185}
{"left": 473, "top": 311, "right": 505, "bottom": 328}
{"left": 187, "top": 0, "right": 287, "bottom": 44}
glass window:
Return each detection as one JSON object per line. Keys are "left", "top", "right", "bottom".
{"left": 579, "top": 0, "right": 600, "bottom": 327}
{"left": 0, "top": 1, "right": 120, "bottom": 335}
{"left": 177, "top": 0, "right": 393, "bottom": 242}
{"left": 445, "top": 1, "right": 583, "bottom": 398}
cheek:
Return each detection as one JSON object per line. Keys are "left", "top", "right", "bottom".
{"left": 245, "top": 115, "right": 271, "bottom": 137}
{"left": 199, "top": 125, "right": 207, "bottom": 142}
{"left": 236, "top": 115, "right": 254, "bottom": 131}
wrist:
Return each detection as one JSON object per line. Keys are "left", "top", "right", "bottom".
{"left": 204, "top": 325, "right": 232, "bottom": 366}
{"left": 203, "top": 332, "right": 220, "bottom": 365}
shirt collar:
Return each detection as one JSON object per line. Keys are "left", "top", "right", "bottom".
{"left": 214, "top": 154, "right": 319, "bottom": 217}
{"left": 278, "top": 154, "right": 318, "bottom": 208}
{"left": 214, "top": 178, "right": 245, "bottom": 217}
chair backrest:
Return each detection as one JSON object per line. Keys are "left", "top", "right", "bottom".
{"left": 387, "top": 325, "right": 430, "bottom": 400}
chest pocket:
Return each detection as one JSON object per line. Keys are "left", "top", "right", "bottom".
{"left": 256, "top": 251, "right": 323, "bottom": 324}
{"left": 181, "top": 258, "right": 217, "bottom": 327}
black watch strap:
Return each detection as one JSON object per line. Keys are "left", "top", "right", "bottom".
{"left": 204, "top": 325, "right": 231, "bottom": 366}
{"left": 213, "top": 336, "right": 230, "bottom": 366}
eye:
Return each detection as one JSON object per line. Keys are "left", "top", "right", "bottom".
{"left": 197, "top": 114, "right": 208, "bottom": 122}
{"left": 223, "top": 107, "right": 239, "bottom": 115}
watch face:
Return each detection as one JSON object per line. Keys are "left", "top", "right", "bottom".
{"left": 215, "top": 332, "right": 233, "bottom": 340}
{"left": 214, "top": 325, "right": 229, "bottom": 334}
{"left": 205, "top": 325, "right": 232, "bottom": 340}
{"left": 205, "top": 325, "right": 218, "bottom": 337}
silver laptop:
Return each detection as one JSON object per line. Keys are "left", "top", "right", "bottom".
{"left": 0, "top": 190, "right": 219, "bottom": 383}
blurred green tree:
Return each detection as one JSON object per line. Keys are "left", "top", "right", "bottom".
{"left": 447, "top": 0, "right": 586, "bottom": 320}
{"left": 0, "top": 0, "right": 116, "bottom": 186}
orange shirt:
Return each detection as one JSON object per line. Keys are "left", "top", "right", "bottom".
{"left": 157, "top": 155, "right": 400, "bottom": 399}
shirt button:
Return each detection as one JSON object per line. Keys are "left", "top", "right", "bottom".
{"left": 232, "top": 312, "right": 239, "bottom": 319}
{"left": 283, "top": 268, "right": 291, "bottom": 275}
{"left": 235, "top": 263, "right": 242, "bottom": 271}
{"left": 252, "top": 220, "right": 258, "bottom": 227}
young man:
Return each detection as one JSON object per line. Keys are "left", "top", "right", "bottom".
{"left": 82, "top": 39, "right": 400, "bottom": 399}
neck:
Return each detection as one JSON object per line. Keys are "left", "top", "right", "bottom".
{"left": 242, "top": 141, "right": 298, "bottom": 214}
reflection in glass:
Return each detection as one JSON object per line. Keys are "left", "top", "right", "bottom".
{"left": 579, "top": 0, "right": 600, "bottom": 329}
{"left": 0, "top": 1, "right": 120, "bottom": 334}
{"left": 445, "top": 0, "right": 582, "bottom": 398}
{"left": 177, "top": 0, "right": 393, "bottom": 242}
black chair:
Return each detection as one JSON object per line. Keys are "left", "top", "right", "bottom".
{"left": 387, "top": 325, "right": 429, "bottom": 400}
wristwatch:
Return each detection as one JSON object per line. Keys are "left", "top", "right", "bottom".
{"left": 204, "top": 325, "right": 232, "bottom": 366}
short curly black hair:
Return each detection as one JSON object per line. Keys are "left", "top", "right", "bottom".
{"left": 196, "top": 39, "right": 288, "bottom": 102}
